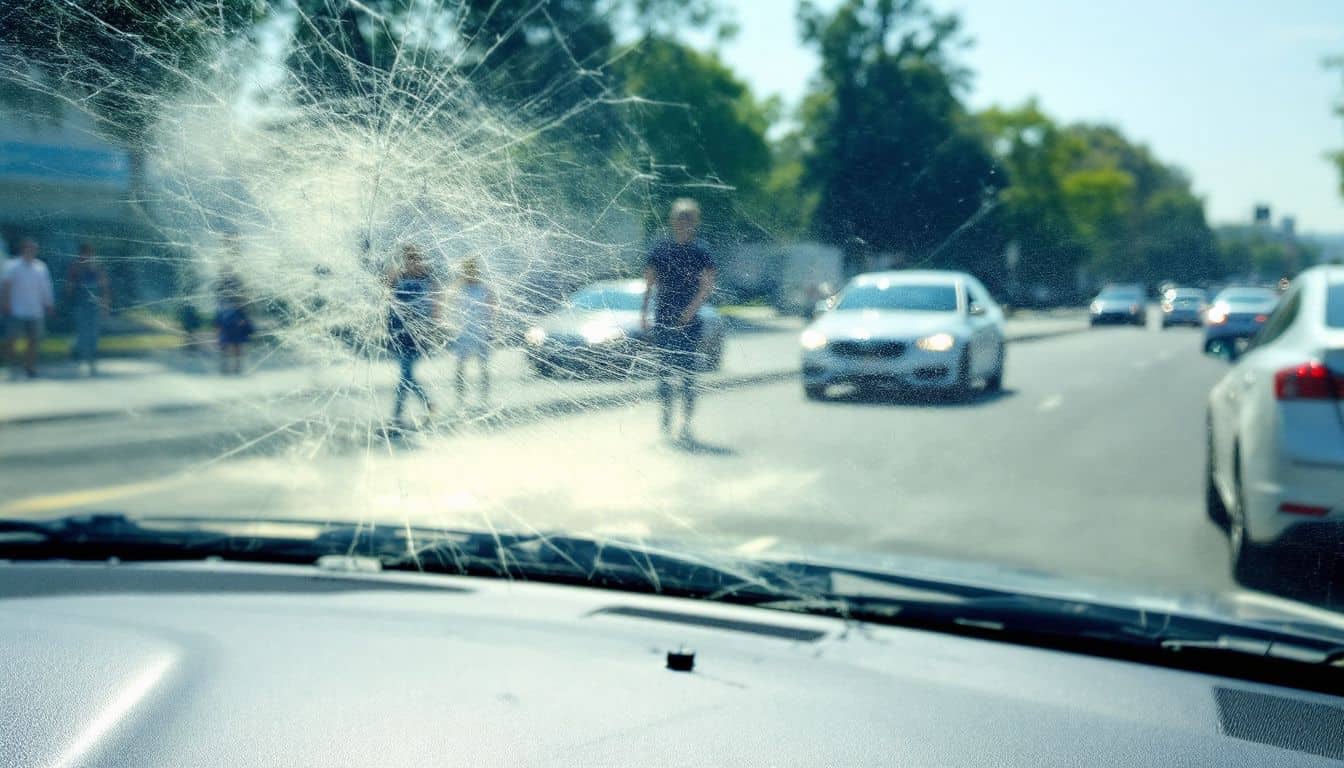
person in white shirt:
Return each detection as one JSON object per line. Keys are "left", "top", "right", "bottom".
{"left": 2, "top": 238, "right": 56, "bottom": 378}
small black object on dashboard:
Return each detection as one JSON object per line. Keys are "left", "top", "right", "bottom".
{"left": 666, "top": 649, "right": 695, "bottom": 672}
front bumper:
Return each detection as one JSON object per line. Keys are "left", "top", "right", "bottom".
{"left": 803, "top": 342, "right": 962, "bottom": 390}
{"left": 1162, "top": 309, "right": 1202, "bottom": 325}
{"left": 1203, "top": 323, "right": 1264, "bottom": 344}
{"left": 1091, "top": 310, "right": 1144, "bottom": 325}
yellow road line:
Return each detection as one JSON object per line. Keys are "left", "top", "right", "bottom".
{"left": 0, "top": 478, "right": 182, "bottom": 517}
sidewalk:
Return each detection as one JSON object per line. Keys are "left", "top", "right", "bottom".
{"left": 0, "top": 311, "right": 1088, "bottom": 427}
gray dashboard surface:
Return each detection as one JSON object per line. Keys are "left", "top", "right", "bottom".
{"left": 2, "top": 561, "right": 1341, "bottom": 767}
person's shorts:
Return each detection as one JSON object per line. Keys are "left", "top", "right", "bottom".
{"left": 652, "top": 323, "right": 703, "bottom": 372}
{"left": 5, "top": 316, "right": 44, "bottom": 341}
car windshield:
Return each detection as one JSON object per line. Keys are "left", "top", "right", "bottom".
{"left": 570, "top": 288, "right": 644, "bottom": 312}
{"left": 4, "top": 0, "right": 1344, "bottom": 672}
{"left": 836, "top": 283, "right": 959, "bottom": 312}
{"left": 1329, "top": 283, "right": 1344, "bottom": 328}
{"left": 1216, "top": 289, "right": 1279, "bottom": 305}
{"left": 1098, "top": 290, "right": 1142, "bottom": 301}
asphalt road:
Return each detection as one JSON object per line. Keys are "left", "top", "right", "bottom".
{"left": 0, "top": 320, "right": 1247, "bottom": 604}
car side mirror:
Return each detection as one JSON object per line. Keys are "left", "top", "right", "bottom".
{"left": 968, "top": 302, "right": 987, "bottom": 317}
{"left": 1204, "top": 338, "right": 1240, "bottom": 362}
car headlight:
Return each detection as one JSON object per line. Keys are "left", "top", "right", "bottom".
{"left": 1090, "top": 302, "right": 1101, "bottom": 314}
{"left": 1207, "top": 305, "right": 1228, "bottom": 325}
{"left": 800, "top": 329, "right": 827, "bottom": 351}
{"left": 525, "top": 326, "right": 547, "bottom": 346}
{"left": 580, "top": 322, "right": 625, "bottom": 345}
{"left": 915, "top": 332, "right": 956, "bottom": 352}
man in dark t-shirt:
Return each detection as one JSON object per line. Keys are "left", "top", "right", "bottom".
{"left": 641, "top": 198, "right": 717, "bottom": 440}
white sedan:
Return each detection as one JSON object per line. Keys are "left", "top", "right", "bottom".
{"left": 800, "top": 270, "right": 1006, "bottom": 400}
{"left": 1205, "top": 265, "right": 1344, "bottom": 587}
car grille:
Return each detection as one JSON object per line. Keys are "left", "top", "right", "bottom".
{"left": 829, "top": 340, "right": 907, "bottom": 358}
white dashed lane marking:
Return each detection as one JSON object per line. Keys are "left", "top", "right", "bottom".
{"left": 1037, "top": 394, "right": 1063, "bottom": 412}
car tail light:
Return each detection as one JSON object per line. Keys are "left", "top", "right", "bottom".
{"left": 1279, "top": 502, "right": 1330, "bottom": 517}
{"left": 1273, "top": 361, "right": 1343, "bottom": 400}
{"left": 1254, "top": 314, "right": 1267, "bottom": 323}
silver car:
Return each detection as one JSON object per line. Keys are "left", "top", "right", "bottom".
{"left": 523, "top": 280, "right": 725, "bottom": 377}
{"left": 801, "top": 270, "right": 1006, "bottom": 400}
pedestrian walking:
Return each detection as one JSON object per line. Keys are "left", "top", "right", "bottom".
{"left": 214, "top": 267, "right": 253, "bottom": 375}
{"left": 66, "top": 243, "right": 110, "bottom": 376}
{"left": 640, "top": 198, "right": 717, "bottom": 441}
{"left": 451, "top": 257, "right": 496, "bottom": 410}
{"left": 1, "top": 238, "right": 55, "bottom": 379}
{"left": 387, "top": 244, "right": 439, "bottom": 430}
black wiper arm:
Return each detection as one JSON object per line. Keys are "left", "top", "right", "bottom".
{"left": 0, "top": 514, "right": 803, "bottom": 605}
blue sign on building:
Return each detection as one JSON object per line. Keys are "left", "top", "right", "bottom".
{"left": 0, "top": 140, "right": 130, "bottom": 188}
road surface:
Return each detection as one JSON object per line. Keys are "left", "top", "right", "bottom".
{"left": 0, "top": 320, "right": 1254, "bottom": 605}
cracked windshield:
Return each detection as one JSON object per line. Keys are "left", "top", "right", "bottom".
{"left": 4, "top": 0, "right": 1344, "bottom": 631}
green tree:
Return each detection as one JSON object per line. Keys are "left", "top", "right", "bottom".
{"left": 615, "top": 36, "right": 772, "bottom": 242}
{"left": 0, "top": 1, "right": 261, "bottom": 152}
{"left": 976, "top": 103, "right": 1086, "bottom": 299}
{"left": 979, "top": 103, "right": 1221, "bottom": 293}
{"left": 797, "top": 0, "right": 999, "bottom": 274}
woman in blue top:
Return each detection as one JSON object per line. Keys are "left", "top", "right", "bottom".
{"left": 65, "top": 243, "right": 110, "bottom": 376}
{"left": 387, "top": 244, "right": 439, "bottom": 429}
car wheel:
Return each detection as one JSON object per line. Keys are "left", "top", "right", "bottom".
{"left": 985, "top": 343, "right": 1005, "bottom": 392}
{"left": 1228, "top": 446, "right": 1271, "bottom": 587}
{"left": 952, "top": 347, "right": 974, "bottom": 400}
{"left": 1205, "top": 419, "right": 1229, "bottom": 529}
{"left": 804, "top": 383, "right": 827, "bottom": 401}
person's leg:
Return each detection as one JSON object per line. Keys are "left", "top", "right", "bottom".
{"left": 676, "top": 329, "right": 702, "bottom": 439}
{"left": 2, "top": 319, "right": 16, "bottom": 377}
{"left": 477, "top": 350, "right": 490, "bottom": 405}
{"left": 652, "top": 327, "right": 674, "bottom": 434}
{"left": 77, "top": 307, "right": 98, "bottom": 373}
{"left": 393, "top": 352, "right": 413, "bottom": 424}
{"left": 22, "top": 320, "right": 40, "bottom": 376}
{"left": 454, "top": 352, "right": 468, "bottom": 408}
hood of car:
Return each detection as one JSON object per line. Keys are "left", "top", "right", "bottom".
{"left": 808, "top": 309, "right": 967, "bottom": 340}
{"left": 540, "top": 309, "right": 643, "bottom": 336}
{"left": 1093, "top": 297, "right": 1143, "bottom": 310}
{"left": 4, "top": 560, "right": 1341, "bottom": 767}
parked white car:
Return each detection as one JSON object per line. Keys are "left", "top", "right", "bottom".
{"left": 1205, "top": 265, "right": 1344, "bottom": 586}
{"left": 801, "top": 270, "right": 1006, "bottom": 400}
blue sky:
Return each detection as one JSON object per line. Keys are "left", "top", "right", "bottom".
{"left": 688, "top": 0, "right": 1344, "bottom": 231}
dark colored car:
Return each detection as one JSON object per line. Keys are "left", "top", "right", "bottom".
{"left": 1203, "top": 286, "right": 1279, "bottom": 349}
{"left": 1160, "top": 287, "right": 1208, "bottom": 327}
{"left": 522, "top": 280, "right": 725, "bottom": 376}
{"left": 1089, "top": 286, "right": 1147, "bottom": 326}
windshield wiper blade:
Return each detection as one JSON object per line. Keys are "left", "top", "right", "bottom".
{"left": 0, "top": 514, "right": 804, "bottom": 604}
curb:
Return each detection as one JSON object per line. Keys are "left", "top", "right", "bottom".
{"left": 2, "top": 323, "right": 1089, "bottom": 429}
